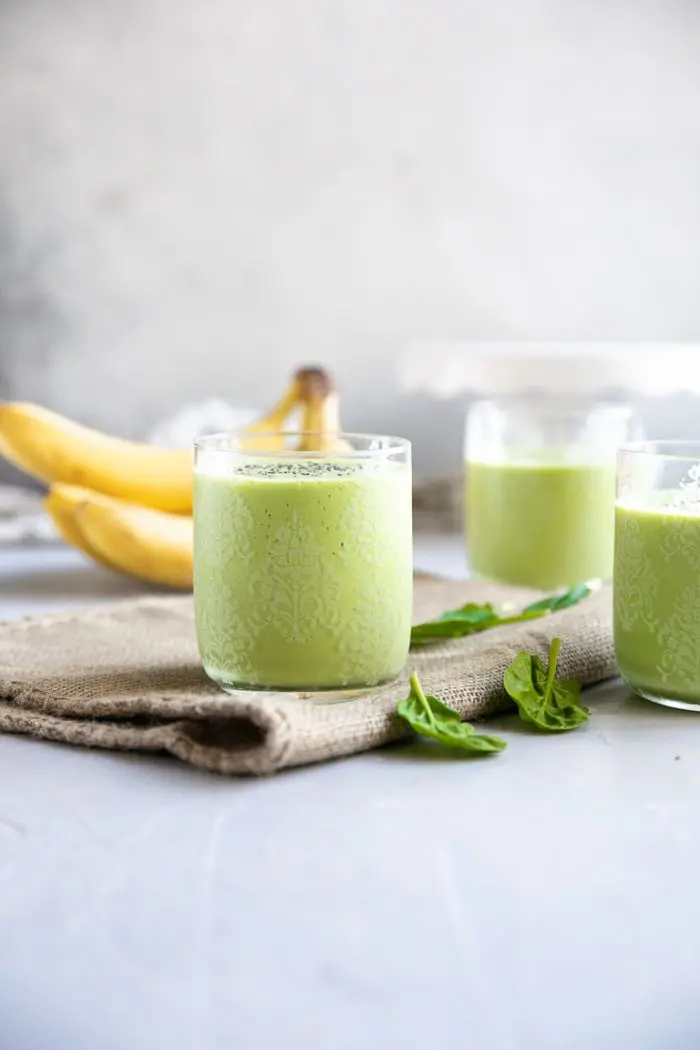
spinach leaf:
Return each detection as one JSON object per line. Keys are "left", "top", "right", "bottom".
{"left": 503, "top": 637, "right": 589, "bottom": 732}
{"left": 521, "top": 582, "right": 593, "bottom": 616}
{"left": 410, "top": 582, "right": 592, "bottom": 646}
{"left": 410, "top": 602, "right": 500, "bottom": 643}
{"left": 397, "top": 673, "right": 507, "bottom": 754}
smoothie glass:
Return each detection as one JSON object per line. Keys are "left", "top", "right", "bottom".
{"left": 465, "top": 396, "right": 642, "bottom": 589}
{"left": 193, "top": 431, "right": 413, "bottom": 697}
{"left": 615, "top": 441, "right": 700, "bottom": 710}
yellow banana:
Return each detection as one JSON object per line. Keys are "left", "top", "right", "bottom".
{"left": 237, "top": 376, "right": 302, "bottom": 449}
{"left": 0, "top": 404, "right": 194, "bottom": 513}
{"left": 44, "top": 486, "right": 117, "bottom": 569}
{"left": 296, "top": 369, "right": 352, "bottom": 452}
{"left": 60, "top": 486, "right": 194, "bottom": 589}
{"left": 39, "top": 365, "right": 348, "bottom": 587}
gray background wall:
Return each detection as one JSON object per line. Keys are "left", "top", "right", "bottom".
{"left": 1, "top": 0, "right": 700, "bottom": 478}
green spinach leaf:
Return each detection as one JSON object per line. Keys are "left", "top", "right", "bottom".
{"left": 521, "top": 583, "right": 593, "bottom": 616}
{"left": 396, "top": 673, "right": 507, "bottom": 754}
{"left": 410, "top": 602, "right": 500, "bottom": 643}
{"left": 503, "top": 637, "right": 589, "bottom": 732}
{"left": 410, "top": 583, "right": 593, "bottom": 646}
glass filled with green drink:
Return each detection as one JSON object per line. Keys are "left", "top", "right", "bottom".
{"left": 194, "top": 431, "right": 412, "bottom": 697}
{"left": 465, "top": 396, "right": 641, "bottom": 589}
{"left": 615, "top": 441, "right": 700, "bottom": 710}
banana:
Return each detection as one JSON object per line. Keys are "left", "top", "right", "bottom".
{"left": 296, "top": 369, "right": 352, "bottom": 452}
{"left": 0, "top": 404, "right": 194, "bottom": 513}
{"left": 0, "top": 369, "right": 313, "bottom": 513}
{"left": 237, "top": 375, "right": 302, "bottom": 449}
{"left": 44, "top": 486, "right": 117, "bottom": 569}
{"left": 51, "top": 485, "right": 194, "bottom": 589}
{"left": 6, "top": 366, "right": 351, "bottom": 589}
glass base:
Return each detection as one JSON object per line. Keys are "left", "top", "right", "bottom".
{"left": 203, "top": 664, "right": 395, "bottom": 704}
{"left": 630, "top": 684, "right": 700, "bottom": 712}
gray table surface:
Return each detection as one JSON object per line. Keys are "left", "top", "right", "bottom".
{"left": 1, "top": 539, "right": 699, "bottom": 1050}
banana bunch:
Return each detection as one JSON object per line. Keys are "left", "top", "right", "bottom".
{"left": 0, "top": 367, "right": 344, "bottom": 589}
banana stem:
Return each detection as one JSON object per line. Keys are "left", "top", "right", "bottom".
{"left": 295, "top": 369, "right": 351, "bottom": 453}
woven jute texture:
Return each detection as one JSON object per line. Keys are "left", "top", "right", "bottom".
{"left": 0, "top": 576, "right": 616, "bottom": 775}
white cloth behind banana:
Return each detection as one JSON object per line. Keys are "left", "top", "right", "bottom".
{"left": 146, "top": 400, "right": 302, "bottom": 449}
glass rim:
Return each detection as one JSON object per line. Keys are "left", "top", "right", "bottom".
{"left": 194, "top": 429, "right": 411, "bottom": 459}
{"left": 619, "top": 440, "right": 700, "bottom": 460}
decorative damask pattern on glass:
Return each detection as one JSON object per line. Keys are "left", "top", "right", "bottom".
{"left": 659, "top": 511, "right": 700, "bottom": 572}
{"left": 247, "top": 511, "right": 343, "bottom": 644}
{"left": 336, "top": 497, "right": 398, "bottom": 570}
{"left": 198, "top": 487, "right": 256, "bottom": 567}
{"left": 333, "top": 589, "right": 409, "bottom": 686}
{"left": 657, "top": 583, "right": 700, "bottom": 690}
{"left": 615, "top": 503, "right": 700, "bottom": 702}
{"left": 194, "top": 469, "right": 412, "bottom": 690}
{"left": 196, "top": 595, "right": 261, "bottom": 685}
{"left": 613, "top": 513, "right": 659, "bottom": 634}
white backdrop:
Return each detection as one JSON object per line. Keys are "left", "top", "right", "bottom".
{"left": 1, "top": 0, "right": 700, "bottom": 475}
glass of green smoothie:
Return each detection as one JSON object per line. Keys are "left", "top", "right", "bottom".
{"left": 615, "top": 441, "right": 700, "bottom": 710}
{"left": 465, "top": 396, "right": 641, "bottom": 589}
{"left": 193, "top": 431, "right": 413, "bottom": 698}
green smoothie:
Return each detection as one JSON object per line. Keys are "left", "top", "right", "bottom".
{"left": 466, "top": 458, "right": 617, "bottom": 589}
{"left": 193, "top": 458, "right": 413, "bottom": 691}
{"left": 614, "top": 496, "right": 700, "bottom": 706}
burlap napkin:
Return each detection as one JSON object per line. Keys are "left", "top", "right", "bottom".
{"left": 0, "top": 576, "right": 616, "bottom": 775}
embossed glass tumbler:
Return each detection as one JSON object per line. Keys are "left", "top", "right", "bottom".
{"left": 465, "top": 397, "right": 641, "bottom": 589}
{"left": 615, "top": 441, "right": 700, "bottom": 710}
{"left": 193, "top": 431, "right": 413, "bottom": 697}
